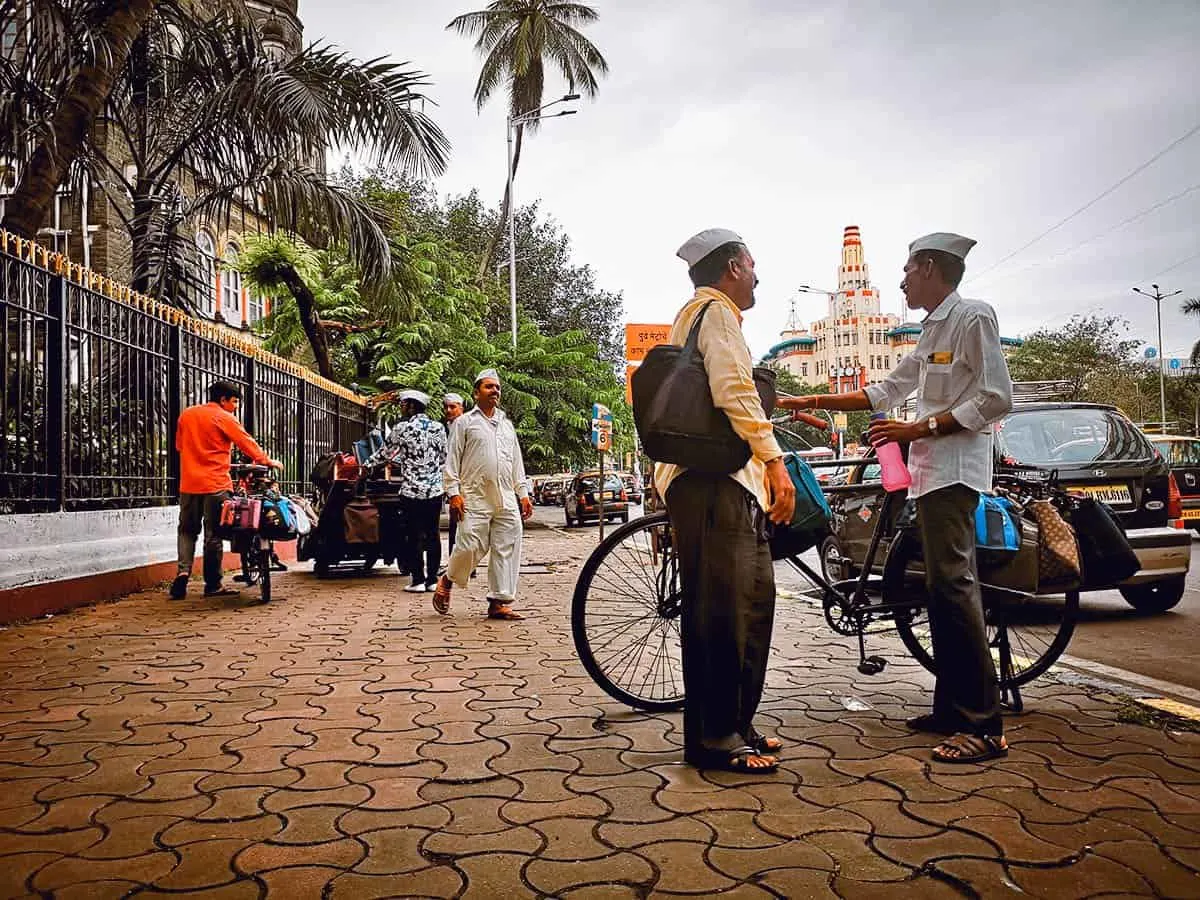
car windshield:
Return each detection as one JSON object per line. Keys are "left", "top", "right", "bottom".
{"left": 579, "top": 474, "right": 622, "bottom": 492}
{"left": 1152, "top": 439, "right": 1200, "bottom": 466}
{"left": 997, "top": 407, "right": 1154, "bottom": 466}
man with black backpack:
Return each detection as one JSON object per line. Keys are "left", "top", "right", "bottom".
{"left": 652, "top": 229, "right": 796, "bottom": 775}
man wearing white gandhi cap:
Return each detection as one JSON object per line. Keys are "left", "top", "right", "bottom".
{"left": 784, "top": 231, "right": 1014, "bottom": 764}
{"left": 653, "top": 228, "right": 796, "bottom": 775}
{"left": 434, "top": 368, "right": 534, "bottom": 619}
{"left": 369, "top": 388, "right": 448, "bottom": 592}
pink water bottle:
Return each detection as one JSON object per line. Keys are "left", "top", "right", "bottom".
{"left": 871, "top": 413, "right": 913, "bottom": 493}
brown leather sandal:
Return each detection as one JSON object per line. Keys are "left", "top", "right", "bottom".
{"left": 486, "top": 602, "right": 524, "bottom": 620}
{"left": 932, "top": 733, "right": 1009, "bottom": 764}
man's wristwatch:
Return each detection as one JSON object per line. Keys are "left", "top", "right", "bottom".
{"left": 927, "top": 416, "right": 939, "bottom": 435}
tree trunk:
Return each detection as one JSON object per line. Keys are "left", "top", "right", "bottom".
{"left": 278, "top": 265, "right": 335, "bottom": 381}
{"left": 475, "top": 125, "right": 525, "bottom": 281}
{"left": 1, "top": 0, "right": 159, "bottom": 239}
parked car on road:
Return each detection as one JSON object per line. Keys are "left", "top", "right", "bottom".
{"left": 538, "top": 478, "right": 566, "bottom": 506}
{"left": 1148, "top": 435, "right": 1200, "bottom": 533}
{"left": 821, "top": 402, "right": 1192, "bottom": 613}
{"left": 565, "top": 471, "right": 628, "bottom": 527}
{"left": 620, "top": 473, "right": 644, "bottom": 505}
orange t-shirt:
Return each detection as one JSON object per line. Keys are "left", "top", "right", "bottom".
{"left": 176, "top": 402, "right": 269, "bottom": 494}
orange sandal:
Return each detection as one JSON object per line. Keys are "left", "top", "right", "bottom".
{"left": 487, "top": 602, "right": 524, "bottom": 620}
{"left": 432, "top": 577, "right": 452, "bottom": 615}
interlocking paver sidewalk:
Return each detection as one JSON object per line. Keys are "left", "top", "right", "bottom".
{"left": 1, "top": 525, "right": 1198, "bottom": 898}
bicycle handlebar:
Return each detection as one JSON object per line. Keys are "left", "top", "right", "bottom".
{"left": 769, "top": 411, "right": 830, "bottom": 430}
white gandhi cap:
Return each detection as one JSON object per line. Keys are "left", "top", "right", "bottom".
{"left": 398, "top": 389, "right": 430, "bottom": 406}
{"left": 676, "top": 228, "right": 744, "bottom": 268}
{"left": 908, "top": 232, "right": 976, "bottom": 261}
{"left": 474, "top": 368, "right": 500, "bottom": 386}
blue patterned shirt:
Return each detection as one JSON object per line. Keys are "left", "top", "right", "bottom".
{"left": 371, "top": 413, "right": 448, "bottom": 499}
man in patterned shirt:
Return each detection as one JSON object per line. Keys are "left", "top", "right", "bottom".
{"left": 370, "top": 390, "right": 448, "bottom": 593}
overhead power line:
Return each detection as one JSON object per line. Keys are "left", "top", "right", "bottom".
{"left": 974, "top": 183, "right": 1200, "bottom": 285}
{"left": 968, "top": 119, "right": 1200, "bottom": 284}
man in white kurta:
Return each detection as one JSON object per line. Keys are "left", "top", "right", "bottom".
{"left": 433, "top": 370, "right": 534, "bottom": 620}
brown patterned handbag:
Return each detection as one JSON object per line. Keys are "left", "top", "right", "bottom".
{"left": 1026, "top": 499, "right": 1081, "bottom": 588}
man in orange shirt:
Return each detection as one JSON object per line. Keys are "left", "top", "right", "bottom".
{"left": 171, "top": 381, "right": 281, "bottom": 600}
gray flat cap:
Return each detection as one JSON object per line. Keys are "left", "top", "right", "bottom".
{"left": 676, "top": 228, "right": 744, "bottom": 267}
{"left": 908, "top": 232, "right": 976, "bottom": 261}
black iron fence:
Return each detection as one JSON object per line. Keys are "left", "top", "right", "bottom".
{"left": 1, "top": 233, "right": 370, "bottom": 514}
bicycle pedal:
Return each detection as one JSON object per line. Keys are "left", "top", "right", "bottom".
{"left": 857, "top": 656, "right": 887, "bottom": 676}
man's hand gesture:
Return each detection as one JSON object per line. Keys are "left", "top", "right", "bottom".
{"left": 764, "top": 457, "right": 796, "bottom": 526}
{"left": 519, "top": 496, "right": 534, "bottom": 521}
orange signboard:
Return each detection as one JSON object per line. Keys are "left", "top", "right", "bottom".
{"left": 624, "top": 323, "right": 671, "bottom": 363}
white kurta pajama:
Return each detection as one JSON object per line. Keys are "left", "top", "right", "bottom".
{"left": 443, "top": 406, "right": 530, "bottom": 603}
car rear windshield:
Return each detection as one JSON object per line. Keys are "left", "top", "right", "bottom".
{"left": 1152, "top": 439, "right": 1200, "bottom": 465}
{"left": 997, "top": 407, "right": 1154, "bottom": 467}
{"left": 579, "top": 475, "right": 623, "bottom": 492}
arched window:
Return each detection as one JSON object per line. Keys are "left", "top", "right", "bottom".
{"left": 195, "top": 231, "right": 217, "bottom": 316}
{"left": 222, "top": 244, "right": 241, "bottom": 321}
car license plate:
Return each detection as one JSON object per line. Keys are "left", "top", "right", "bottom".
{"left": 601, "top": 491, "right": 614, "bottom": 500}
{"left": 1067, "top": 484, "right": 1132, "bottom": 506}
{"left": 1183, "top": 508, "right": 1200, "bottom": 521}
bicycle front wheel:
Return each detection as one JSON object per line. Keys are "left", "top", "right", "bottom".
{"left": 883, "top": 530, "right": 1079, "bottom": 689}
{"left": 571, "top": 511, "right": 685, "bottom": 711}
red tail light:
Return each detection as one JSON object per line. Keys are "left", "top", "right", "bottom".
{"left": 1168, "top": 475, "right": 1183, "bottom": 524}
{"left": 620, "top": 489, "right": 628, "bottom": 502}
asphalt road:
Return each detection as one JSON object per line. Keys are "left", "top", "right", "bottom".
{"left": 529, "top": 502, "right": 1200, "bottom": 697}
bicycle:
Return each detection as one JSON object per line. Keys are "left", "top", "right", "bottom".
{"left": 571, "top": 467, "right": 1080, "bottom": 714}
{"left": 229, "top": 463, "right": 280, "bottom": 603}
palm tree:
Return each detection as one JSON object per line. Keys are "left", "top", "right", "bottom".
{"left": 1185, "top": 298, "right": 1200, "bottom": 365}
{"left": 447, "top": 1, "right": 608, "bottom": 280}
{"left": 0, "top": 0, "right": 161, "bottom": 239}
{"left": 2, "top": 2, "right": 450, "bottom": 302}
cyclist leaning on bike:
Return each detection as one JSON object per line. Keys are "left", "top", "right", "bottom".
{"left": 171, "top": 380, "right": 282, "bottom": 601}
{"left": 782, "top": 232, "right": 1015, "bottom": 765}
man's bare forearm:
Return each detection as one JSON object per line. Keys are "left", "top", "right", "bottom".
{"left": 813, "top": 391, "right": 872, "bottom": 412}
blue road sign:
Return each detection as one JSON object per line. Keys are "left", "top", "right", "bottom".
{"left": 1144, "top": 347, "right": 1158, "bottom": 359}
{"left": 1170, "top": 358, "right": 1182, "bottom": 370}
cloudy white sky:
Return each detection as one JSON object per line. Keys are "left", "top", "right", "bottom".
{"left": 302, "top": 0, "right": 1200, "bottom": 360}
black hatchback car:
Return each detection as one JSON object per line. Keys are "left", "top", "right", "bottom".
{"left": 820, "top": 403, "right": 1192, "bottom": 613}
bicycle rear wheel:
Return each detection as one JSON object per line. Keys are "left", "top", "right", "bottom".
{"left": 571, "top": 511, "right": 684, "bottom": 711}
{"left": 241, "top": 537, "right": 265, "bottom": 587}
{"left": 883, "top": 530, "right": 1079, "bottom": 688}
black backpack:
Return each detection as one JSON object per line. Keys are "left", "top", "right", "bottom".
{"left": 632, "top": 301, "right": 776, "bottom": 474}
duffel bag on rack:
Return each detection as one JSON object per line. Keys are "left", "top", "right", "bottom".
{"left": 218, "top": 497, "right": 261, "bottom": 539}
{"left": 1025, "top": 498, "right": 1082, "bottom": 589}
{"left": 260, "top": 496, "right": 299, "bottom": 541}
{"left": 1070, "top": 497, "right": 1140, "bottom": 586}
{"left": 343, "top": 498, "right": 380, "bottom": 544}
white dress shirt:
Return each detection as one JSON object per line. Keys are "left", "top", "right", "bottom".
{"left": 864, "top": 291, "right": 1013, "bottom": 499}
{"left": 444, "top": 406, "right": 530, "bottom": 512}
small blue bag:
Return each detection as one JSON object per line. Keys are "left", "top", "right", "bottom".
{"left": 976, "top": 494, "right": 1021, "bottom": 556}
{"left": 769, "top": 452, "right": 833, "bottom": 560}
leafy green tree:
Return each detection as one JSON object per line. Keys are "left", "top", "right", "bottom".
{"left": 447, "top": 0, "right": 608, "bottom": 279}
{"left": 1006, "top": 314, "right": 1141, "bottom": 402}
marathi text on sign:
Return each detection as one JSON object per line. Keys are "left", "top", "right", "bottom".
{"left": 624, "top": 324, "right": 671, "bottom": 362}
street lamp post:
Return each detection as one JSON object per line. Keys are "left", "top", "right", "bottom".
{"left": 1133, "top": 283, "right": 1182, "bottom": 431}
{"left": 505, "top": 94, "right": 579, "bottom": 348}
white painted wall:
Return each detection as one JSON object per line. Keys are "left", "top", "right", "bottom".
{"left": 0, "top": 507, "right": 179, "bottom": 590}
